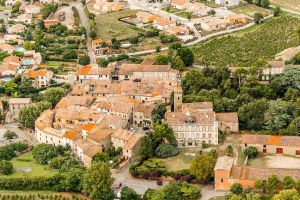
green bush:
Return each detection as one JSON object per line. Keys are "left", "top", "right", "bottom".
{"left": 243, "top": 146, "right": 259, "bottom": 159}
{"left": 154, "top": 144, "right": 179, "bottom": 158}
{"left": 0, "top": 160, "right": 13, "bottom": 175}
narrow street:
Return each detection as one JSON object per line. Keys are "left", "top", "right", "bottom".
{"left": 71, "top": 1, "right": 96, "bottom": 64}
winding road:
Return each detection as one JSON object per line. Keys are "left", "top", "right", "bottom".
{"left": 71, "top": 1, "right": 96, "bottom": 64}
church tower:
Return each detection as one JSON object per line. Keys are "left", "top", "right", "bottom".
{"left": 174, "top": 87, "right": 183, "bottom": 112}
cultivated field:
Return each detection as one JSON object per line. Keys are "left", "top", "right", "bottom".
{"left": 192, "top": 15, "right": 300, "bottom": 67}
{"left": 95, "top": 9, "right": 143, "bottom": 40}
{"left": 270, "top": 0, "right": 300, "bottom": 12}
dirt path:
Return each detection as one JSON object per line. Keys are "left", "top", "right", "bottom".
{"left": 51, "top": 6, "right": 75, "bottom": 29}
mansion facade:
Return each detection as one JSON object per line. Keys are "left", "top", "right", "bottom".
{"left": 166, "top": 87, "right": 238, "bottom": 147}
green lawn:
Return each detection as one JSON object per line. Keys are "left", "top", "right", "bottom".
{"left": 95, "top": 9, "right": 143, "bottom": 40}
{"left": 0, "top": 190, "right": 56, "bottom": 195}
{"left": 192, "top": 15, "right": 300, "bottom": 67}
{"left": 159, "top": 148, "right": 201, "bottom": 171}
{"left": 0, "top": 151, "right": 58, "bottom": 178}
{"left": 175, "top": 11, "right": 199, "bottom": 19}
{"left": 229, "top": 4, "right": 272, "bottom": 17}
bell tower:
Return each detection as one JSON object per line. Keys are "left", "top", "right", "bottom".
{"left": 174, "top": 87, "right": 183, "bottom": 112}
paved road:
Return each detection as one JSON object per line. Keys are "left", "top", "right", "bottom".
{"left": 71, "top": 1, "right": 96, "bottom": 64}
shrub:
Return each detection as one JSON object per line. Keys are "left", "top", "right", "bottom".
{"left": 230, "top": 183, "right": 243, "bottom": 195}
{"left": 243, "top": 146, "right": 259, "bottom": 159}
{"left": 0, "top": 160, "right": 13, "bottom": 175}
{"left": 154, "top": 144, "right": 179, "bottom": 158}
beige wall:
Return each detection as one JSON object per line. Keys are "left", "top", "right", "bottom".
{"left": 218, "top": 121, "right": 239, "bottom": 133}
{"left": 242, "top": 144, "right": 300, "bottom": 157}
{"left": 171, "top": 123, "right": 219, "bottom": 147}
{"left": 35, "top": 127, "right": 64, "bottom": 146}
{"left": 9, "top": 102, "right": 31, "bottom": 120}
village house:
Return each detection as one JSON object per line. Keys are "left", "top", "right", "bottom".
{"left": 0, "top": 43, "right": 15, "bottom": 54}
{"left": 165, "top": 26, "right": 189, "bottom": 36}
{"left": 23, "top": 50, "right": 43, "bottom": 66}
{"left": 24, "top": 4, "right": 41, "bottom": 14}
{"left": 118, "top": 63, "right": 178, "bottom": 81}
{"left": 152, "top": 16, "right": 176, "bottom": 31}
{"left": 241, "top": 134, "right": 300, "bottom": 156}
{"left": 214, "top": 156, "right": 300, "bottom": 191}
{"left": 275, "top": 46, "right": 300, "bottom": 61}
{"left": 3, "top": 56, "right": 21, "bottom": 68}
{"left": 216, "top": 112, "right": 239, "bottom": 133}
{"left": 5, "top": 0, "right": 19, "bottom": 7}
{"left": 17, "top": 14, "right": 32, "bottom": 24}
{"left": 56, "top": 95, "right": 95, "bottom": 109}
{"left": 23, "top": 69, "right": 54, "bottom": 88}
{"left": 7, "top": 24, "right": 26, "bottom": 34}
{"left": 76, "top": 64, "right": 112, "bottom": 83}
{"left": 43, "top": 19, "right": 60, "bottom": 28}
{"left": 136, "top": 11, "right": 155, "bottom": 23}
{"left": 111, "top": 129, "right": 143, "bottom": 160}
{"left": 171, "top": 0, "right": 188, "bottom": 9}
{"left": 225, "top": 14, "right": 247, "bottom": 26}
{"left": 133, "top": 103, "right": 154, "bottom": 127}
{"left": 53, "top": 107, "right": 102, "bottom": 129}
{"left": 93, "top": 2, "right": 122, "bottom": 12}
{"left": 201, "top": 17, "right": 227, "bottom": 31}
{"left": 0, "top": 63, "right": 18, "bottom": 77}
{"left": 3, "top": 34, "right": 24, "bottom": 45}
{"left": 91, "top": 39, "right": 109, "bottom": 56}
{"left": 261, "top": 61, "right": 286, "bottom": 81}
{"left": 215, "top": 0, "right": 240, "bottom": 7}
{"left": 166, "top": 87, "right": 238, "bottom": 147}
{"left": 186, "top": 2, "right": 208, "bottom": 16}
{"left": 8, "top": 98, "right": 32, "bottom": 120}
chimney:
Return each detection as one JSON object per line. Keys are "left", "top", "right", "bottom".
{"left": 82, "top": 130, "right": 87, "bottom": 140}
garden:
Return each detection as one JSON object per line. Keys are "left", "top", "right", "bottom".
{"left": 192, "top": 15, "right": 300, "bottom": 67}
{"left": 0, "top": 151, "right": 58, "bottom": 179}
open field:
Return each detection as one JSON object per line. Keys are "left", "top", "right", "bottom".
{"left": 0, "top": 151, "right": 58, "bottom": 178}
{"left": 230, "top": 4, "right": 272, "bottom": 17}
{"left": 247, "top": 154, "right": 300, "bottom": 169}
{"left": 95, "top": 9, "right": 143, "bottom": 40}
{"left": 192, "top": 15, "right": 300, "bottom": 67}
{"left": 270, "top": 0, "right": 300, "bottom": 12}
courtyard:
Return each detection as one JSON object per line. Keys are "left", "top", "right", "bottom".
{"left": 247, "top": 154, "right": 300, "bottom": 169}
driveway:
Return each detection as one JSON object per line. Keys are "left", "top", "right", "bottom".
{"left": 113, "top": 165, "right": 162, "bottom": 195}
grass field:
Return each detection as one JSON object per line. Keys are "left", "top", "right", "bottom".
{"left": 230, "top": 4, "right": 272, "bottom": 17}
{"left": 95, "top": 9, "right": 143, "bottom": 40}
{"left": 270, "top": 0, "right": 300, "bottom": 12}
{"left": 159, "top": 148, "right": 200, "bottom": 171}
{"left": 0, "top": 151, "right": 58, "bottom": 178}
{"left": 192, "top": 15, "right": 300, "bottom": 67}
